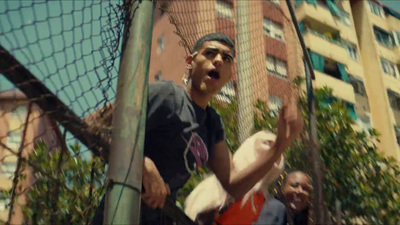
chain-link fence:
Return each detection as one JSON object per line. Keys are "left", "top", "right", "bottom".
{"left": 0, "top": 0, "right": 306, "bottom": 223}
{"left": 4, "top": 0, "right": 393, "bottom": 224}
{"left": 0, "top": 0, "right": 127, "bottom": 223}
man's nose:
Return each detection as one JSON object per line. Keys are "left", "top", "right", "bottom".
{"left": 295, "top": 186, "right": 304, "bottom": 194}
{"left": 213, "top": 53, "right": 223, "bottom": 66}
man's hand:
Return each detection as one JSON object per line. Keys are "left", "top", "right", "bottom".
{"left": 142, "top": 157, "right": 170, "bottom": 209}
{"left": 274, "top": 97, "right": 304, "bottom": 153}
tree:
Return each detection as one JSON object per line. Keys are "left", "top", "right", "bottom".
{"left": 286, "top": 87, "right": 400, "bottom": 224}
{"left": 21, "top": 142, "right": 106, "bottom": 224}
{"left": 178, "top": 86, "right": 400, "bottom": 224}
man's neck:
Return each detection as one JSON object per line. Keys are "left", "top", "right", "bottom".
{"left": 185, "top": 83, "right": 212, "bottom": 109}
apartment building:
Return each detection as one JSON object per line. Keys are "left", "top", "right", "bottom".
{"left": 295, "top": 0, "right": 400, "bottom": 160}
{"left": 148, "top": 0, "right": 400, "bottom": 160}
{"left": 350, "top": 0, "right": 400, "bottom": 161}
{"left": 0, "top": 91, "right": 63, "bottom": 224}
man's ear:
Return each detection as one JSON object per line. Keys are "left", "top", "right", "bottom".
{"left": 186, "top": 54, "right": 194, "bottom": 70}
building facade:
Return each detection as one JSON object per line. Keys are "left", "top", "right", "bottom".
{"left": 351, "top": 0, "right": 400, "bottom": 160}
{"left": 149, "top": 0, "right": 400, "bottom": 160}
{"left": 149, "top": 0, "right": 303, "bottom": 122}
{"left": 295, "top": 0, "right": 400, "bottom": 160}
{"left": 0, "top": 91, "right": 63, "bottom": 224}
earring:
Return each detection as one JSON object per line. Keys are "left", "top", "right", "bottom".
{"left": 182, "top": 70, "right": 189, "bottom": 85}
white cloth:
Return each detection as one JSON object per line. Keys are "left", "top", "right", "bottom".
{"left": 184, "top": 130, "right": 285, "bottom": 221}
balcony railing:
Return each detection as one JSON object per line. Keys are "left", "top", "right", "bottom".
{"left": 296, "top": 0, "right": 351, "bottom": 27}
{"left": 303, "top": 27, "right": 346, "bottom": 48}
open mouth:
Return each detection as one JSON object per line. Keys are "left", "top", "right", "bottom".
{"left": 208, "top": 70, "right": 220, "bottom": 80}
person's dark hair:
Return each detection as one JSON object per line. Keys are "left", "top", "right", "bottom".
{"left": 192, "top": 33, "right": 235, "bottom": 56}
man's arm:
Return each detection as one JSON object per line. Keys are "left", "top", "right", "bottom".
{"left": 208, "top": 139, "right": 282, "bottom": 200}
{"left": 209, "top": 100, "right": 303, "bottom": 200}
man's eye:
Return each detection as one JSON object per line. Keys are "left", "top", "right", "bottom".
{"left": 206, "top": 51, "right": 216, "bottom": 57}
{"left": 223, "top": 56, "right": 233, "bottom": 62}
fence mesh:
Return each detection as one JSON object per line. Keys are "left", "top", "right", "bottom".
{"left": 0, "top": 0, "right": 125, "bottom": 223}
{"left": 159, "top": 0, "right": 304, "bottom": 145}
{"left": 0, "top": 0, "right": 306, "bottom": 224}
{"left": 3, "top": 0, "right": 393, "bottom": 224}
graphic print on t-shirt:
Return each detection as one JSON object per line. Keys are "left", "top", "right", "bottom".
{"left": 182, "top": 132, "right": 209, "bottom": 174}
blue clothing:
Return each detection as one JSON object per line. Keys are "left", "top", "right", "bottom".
{"left": 254, "top": 197, "right": 309, "bottom": 225}
{"left": 254, "top": 198, "right": 288, "bottom": 225}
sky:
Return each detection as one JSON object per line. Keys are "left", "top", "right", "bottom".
{"left": 0, "top": 0, "right": 121, "bottom": 118}
{"left": 380, "top": 0, "right": 400, "bottom": 12}
{"left": 0, "top": 0, "right": 122, "bottom": 154}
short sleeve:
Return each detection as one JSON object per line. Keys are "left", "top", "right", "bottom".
{"left": 214, "top": 115, "right": 225, "bottom": 143}
{"left": 207, "top": 107, "right": 225, "bottom": 144}
{"left": 146, "top": 81, "right": 176, "bottom": 132}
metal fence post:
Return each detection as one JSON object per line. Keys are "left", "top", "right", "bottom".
{"left": 104, "top": 0, "right": 155, "bottom": 224}
{"left": 236, "top": 0, "right": 253, "bottom": 144}
{"left": 285, "top": 0, "right": 331, "bottom": 224}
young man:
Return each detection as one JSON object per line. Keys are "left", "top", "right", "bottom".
{"left": 254, "top": 171, "right": 312, "bottom": 225}
{"left": 93, "top": 33, "right": 303, "bottom": 224}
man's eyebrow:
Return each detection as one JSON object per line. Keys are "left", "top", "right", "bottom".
{"left": 204, "top": 47, "right": 219, "bottom": 52}
{"left": 204, "top": 47, "right": 234, "bottom": 58}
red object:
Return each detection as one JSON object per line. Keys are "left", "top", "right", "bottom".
{"left": 215, "top": 192, "right": 266, "bottom": 225}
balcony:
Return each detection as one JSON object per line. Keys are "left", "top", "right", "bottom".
{"left": 314, "top": 70, "right": 356, "bottom": 104}
{"left": 296, "top": 2, "right": 338, "bottom": 32}
{"left": 296, "top": 1, "right": 348, "bottom": 26}
{"left": 395, "top": 46, "right": 400, "bottom": 61}
{"left": 384, "top": 75, "right": 400, "bottom": 95}
{"left": 303, "top": 30, "right": 348, "bottom": 65}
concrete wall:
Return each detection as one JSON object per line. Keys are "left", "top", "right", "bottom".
{"left": 351, "top": 0, "right": 400, "bottom": 160}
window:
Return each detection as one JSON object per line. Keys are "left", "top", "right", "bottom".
{"left": 395, "top": 126, "right": 400, "bottom": 146}
{"left": 368, "top": 1, "right": 383, "bottom": 17}
{"left": 1, "top": 162, "right": 17, "bottom": 179}
{"left": 155, "top": 71, "right": 162, "bottom": 81}
{"left": 215, "top": 0, "right": 233, "bottom": 19}
{"left": 270, "top": 0, "right": 281, "bottom": 6}
{"left": 6, "top": 131, "right": 21, "bottom": 150}
{"left": 394, "top": 31, "right": 400, "bottom": 46}
{"left": 374, "top": 26, "right": 395, "bottom": 47}
{"left": 268, "top": 95, "right": 282, "bottom": 114}
{"left": 341, "top": 12, "right": 351, "bottom": 26}
{"left": 343, "top": 42, "right": 358, "bottom": 61}
{"left": 11, "top": 105, "right": 26, "bottom": 121}
{"left": 349, "top": 76, "right": 366, "bottom": 95}
{"left": 0, "top": 192, "right": 9, "bottom": 211}
{"left": 381, "top": 58, "right": 399, "bottom": 78}
{"left": 266, "top": 56, "right": 288, "bottom": 78}
{"left": 157, "top": 35, "right": 165, "bottom": 54}
{"left": 388, "top": 90, "right": 400, "bottom": 110}
{"left": 263, "top": 19, "right": 285, "bottom": 41}
{"left": 356, "top": 115, "right": 372, "bottom": 133}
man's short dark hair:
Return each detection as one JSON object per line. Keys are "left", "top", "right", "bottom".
{"left": 192, "top": 33, "right": 235, "bottom": 56}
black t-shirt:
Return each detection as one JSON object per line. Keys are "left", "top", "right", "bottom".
{"left": 145, "top": 80, "right": 225, "bottom": 194}
{"left": 92, "top": 81, "right": 225, "bottom": 225}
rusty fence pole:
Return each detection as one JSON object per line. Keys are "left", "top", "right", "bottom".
{"left": 104, "top": 0, "right": 155, "bottom": 224}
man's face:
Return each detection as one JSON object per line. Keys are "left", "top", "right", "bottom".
{"left": 186, "top": 41, "right": 234, "bottom": 95}
{"left": 282, "top": 172, "right": 312, "bottom": 213}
